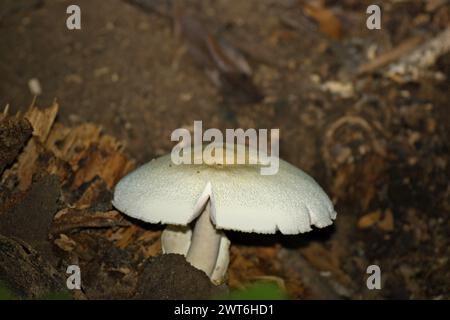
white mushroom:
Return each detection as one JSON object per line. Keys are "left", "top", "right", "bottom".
{"left": 113, "top": 143, "right": 336, "bottom": 283}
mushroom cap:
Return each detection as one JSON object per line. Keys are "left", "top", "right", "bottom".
{"left": 112, "top": 143, "right": 336, "bottom": 234}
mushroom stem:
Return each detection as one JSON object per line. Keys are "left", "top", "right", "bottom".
{"left": 186, "top": 200, "right": 221, "bottom": 277}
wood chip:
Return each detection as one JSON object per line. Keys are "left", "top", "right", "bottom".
{"left": 357, "top": 210, "right": 381, "bottom": 229}
{"left": 358, "top": 209, "right": 394, "bottom": 232}
{"left": 25, "top": 101, "right": 58, "bottom": 142}
{"left": 378, "top": 209, "right": 394, "bottom": 232}
{"left": 303, "top": 3, "right": 342, "bottom": 40}
{"left": 54, "top": 234, "right": 77, "bottom": 252}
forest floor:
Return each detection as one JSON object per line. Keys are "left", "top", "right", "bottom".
{"left": 0, "top": 0, "right": 449, "bottom": 299}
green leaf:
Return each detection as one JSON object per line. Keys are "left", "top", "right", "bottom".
{"left": 215, "top": 281, "right": 289, "bottom": 300}
{"left": 0, "top": 282, "right": 18, "bottom": 300}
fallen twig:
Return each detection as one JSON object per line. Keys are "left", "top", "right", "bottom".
{"left": 387, "top": 28, "right": 450, "bottom": 82}
{"left": 358, "top": 36, "right": 424, "bottom": 74}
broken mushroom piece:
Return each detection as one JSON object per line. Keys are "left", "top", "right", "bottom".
{"left": 112, "top": 143, "right": 336, "bottom": 284}
{"left": 161, "top": 225, "right": 230, "bottom": 284}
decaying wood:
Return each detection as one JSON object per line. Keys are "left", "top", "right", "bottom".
{"left": 0, "top": 103, "right": 140, "bottom": 299}
{"left": 359, "top": 28, "right": 450, "bottom": 81}
{"left": 0, "top": 111, "right": 32, "bottom": 175}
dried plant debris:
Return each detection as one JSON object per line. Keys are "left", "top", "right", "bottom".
{"left": 175, "top": 11, "right": 263, "bottom": 104}
{"left": 303, "top": 2, "right": 343, "bottom": 40}
{"left": 50, "top": 209, "right": 131, "bottom": 235}
{"left": 135, "top": 254, "right": 226, "bottom": 300}
{"left": 359, "top": 28, "right": 450, "bottom": 83}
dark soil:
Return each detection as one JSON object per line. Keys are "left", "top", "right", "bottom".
{"left": 135, "top": 254, "right": 226, "bottom": 300}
